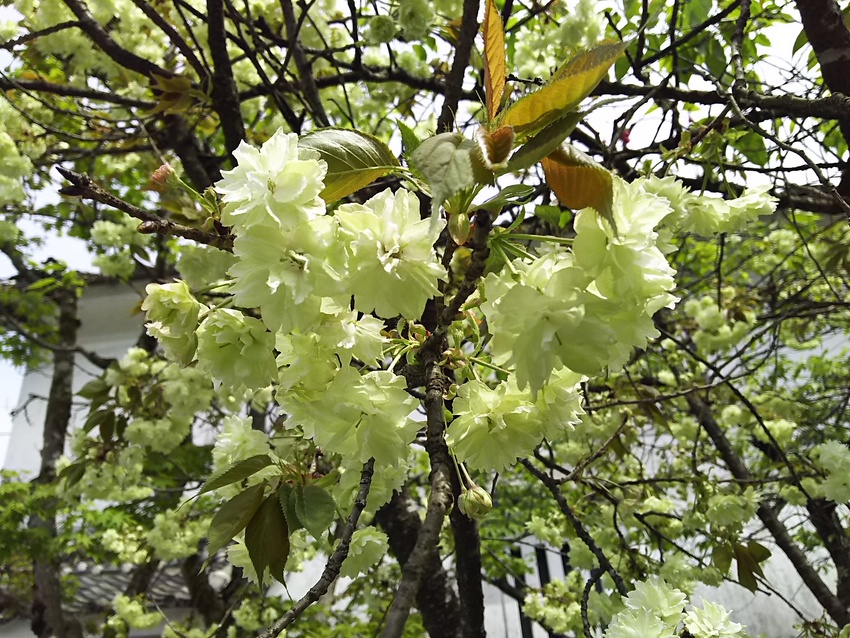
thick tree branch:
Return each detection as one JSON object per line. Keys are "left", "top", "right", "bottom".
{"left": 379, "top": 360, "right": 455, "bottom": 638}
{"left": 375, "top": 489, "right": 463, "bottom": 636}
{"left": 521, "top": 459, "right": 628, "bottom": 597}
{"left": 207, "top": 0, "right": 247, "bottom": 157}
{"left": 28, "top": 288, "right": 82, "bottom": 638}
{"left": 436, "top": 0, "right": 480, "bottom": 132}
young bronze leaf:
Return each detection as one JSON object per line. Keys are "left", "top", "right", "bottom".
{"left": 483, "top": 0, "right": 506, "bottom": 121}
{"left": 245, "top": 492, "right": 291, "bottom": 584}
{"left": 298, "top": 128, "right": 399, "bottom": 203}
{"left": 207, "top": 482, "right": 266, "bottom": 557}
{"left": 542, "top": 144, "right": 615, "bottom": 232}
{"left": 499, "top": 41, "right": 626, "bottom": 139}
{"left": 478, "top": 125, "right": 515, "bottom": 169}
{"left": 199, "top": 454, "right": 274, "bottom": 495}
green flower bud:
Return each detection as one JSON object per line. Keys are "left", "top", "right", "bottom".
{"left": 458, "top": 485, "right": 493, "bottom": 519}
{"left": 365, "top": 15, "right": 397, "bottom": 44}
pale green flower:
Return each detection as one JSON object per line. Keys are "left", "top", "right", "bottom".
{"left": 446, "top": 378, "right": 542, "bottom": 472}
{"left": 623, "top": 577, "right": 687, "bottom": 625}
{"left": 228, "top": 216, "right": 344, "bottom": 332}
{"left": 196, "top": 308, "right": 277, "bottom": 393}
{"left": 215, "top": 129, "right": 327, "bottom": 231}
{"left": 398, "top": 0, "right": 434, "bottom": 40}
{"left": 336, "top": 188, "right": 446, "bottom": 319}
{"left": 605, "top": 607, "right": 678, "bottom": 638}
{"left": 365, "top": 15, "right": 397, "bottom": 43}
{"left": 283, "top": 366, "right": 419, "bottom": 465}
{"left": 212, "top": 415, "right": 273, "bottom": 473}
{"left": 684, "top": 601, "right": 747, "bottom": 638}
{"left": 142, "top": 281, "right": 205, "bottom": 365}
{"left": 339, "top": 527, "right": 389, "bottom": 578}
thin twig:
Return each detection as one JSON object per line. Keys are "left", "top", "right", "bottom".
{"left": 260, "top": 458, "right": 375, "bottom": 638}
{"left": 521, "top": 459, "right": 628, "bottom": 597}
{"left": 55, "top": 168, "right": 233, "bottom": 251}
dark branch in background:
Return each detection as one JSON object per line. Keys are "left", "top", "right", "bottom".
{"left": 261, "top": 459, "right": 375, "bottom": 638}
{"left": 448, "top": 481, "right": 486, "bottom": 637}
{"left": 56, "top": 168, "right": 233, "bottom": 251}
{"left": 794, "top": 0, "right": 850, "bottom": 196}
{"left": 685, "top": 393, "right": 850, "bottom": 627}
{"left": 0, "top": 307, "right": 112, "bottom": 369}
{"left": 0, "top": 75, "right": 154, "bottom": 108}
{"left": 159, "top": 115, "right": 220, "bottom": 190}
{"left": 61, "top": 0, "right": 175, "bottom": 79}
{"left": 521, "top": 459, "right": 628, "bottom": 598}
{"left": 129, "top": 0, "right": 208, "bottom": 78}
{"left": 436, "top": 0, "right": 480, "bottom": 132}
{"left": 279, "top": 0, "right": 330, "bottom": 127}
{"left": 28, "top": 288, "right": 82, "bottom": 638}
{"left": 207, "top": 0, "right": 247, "bottom": 157}
{"left": 375, "top": 490, "right": 463, "bottom": 637}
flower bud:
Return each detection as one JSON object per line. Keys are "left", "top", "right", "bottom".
{"left": 458, "top": 485, "right": 493, "bottom": 519}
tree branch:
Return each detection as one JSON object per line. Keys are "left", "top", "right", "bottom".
{"left": 260, "top": 458, "right": 375, "bottom": 637}
{"left": 207, "top": 0, "right": 247, "bottom": 157}
{"left": 521, "top": 459, "right": 628, "bottom": 597}
{"left": 55, "top": 168, "right": 233, "bottom": 251}
{"left": 61, "top": 0, "right": 175, "bottom": 78}
{"left": 279, "top": 0, "right": 330, "bottom": 127}
{"left": 685, "top": 393, "right": 850, "bottom": 626}
{"left": 436, "top": 0, "right": 480, "bottom": 132}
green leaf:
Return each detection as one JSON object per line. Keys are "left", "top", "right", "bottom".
{"left": 737, "top": 131, "right": 768, "bottom": 166}
{"left": 712, "top": 543, "right": 733, "bottom": 575}
{"left": 477, "top": 184, "right": 535, "bottom": 214}
{"left": 397, "top": 120, "right": 422, "bottom": 155}
{"left": 99, "top": 411, "right": 116, "bottom": 442}
{"left": 245, "top": 493, "right": 291, "bottom": 584}
{"left": 199, "top": 454, "right": 274, "bottom": 495}
{"left": 277, "top": 483, "right": 304, "bottom": 533}
{"left": 792, "top": 29, "right": 808, "bottom": 54}
{"left": 26, "top": 277, "right": 58, "bottom": 292}
{"left": 78, "top": 378, "right": 110, "bottom": 400}
{"left": 58, "top": 461, "right": 87, "bottom": 489}
{"left": 294, "top": 484, "right": 338, "bottom": 540}
{"left": 207, "top": 482, "right": 266, "bottom": 557}
{"left": 747, "top": 540, "right": 771, "bottom": 573}
{"left": 505, "top": 111, "right": 584, "bottom": 173}
{"left": 299, "top": 128, "right": 399, "bottom": 203}
{"left": 733, "top": 542, "right": 768, "bottom": 593}
{"left": 410, "top": 133, "right": 494, "bottom": 213}
{"left": 541, "top": 144, "right": 615, "bottom": 232}
{"left": 83, "top": 409, "right": 112, "bottom": 434}
{"left": 499, "top": 41, "right": 626, "bottom": 139}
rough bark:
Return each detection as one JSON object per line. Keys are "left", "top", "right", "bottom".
{"left": 28, "top": 288, "right": 82, "bottom": 638}
{"left": 375, "top": 489, "right": 462, "bottom": 637}
{"left": 795, "top": 0, "right": 850, "bottom": 194}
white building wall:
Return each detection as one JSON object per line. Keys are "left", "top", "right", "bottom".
{"left": 1, "top": 281, "right": 146, "bottom": 475}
